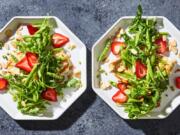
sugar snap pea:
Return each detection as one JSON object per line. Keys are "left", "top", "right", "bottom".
{"left": 98, "top": 39, "right": 112, "bottom": 62}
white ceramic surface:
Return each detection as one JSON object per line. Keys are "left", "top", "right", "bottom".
{"left": 92, "top": 16, "right": 180, "bottom": 119}
{"left": 0, "top": 16, "right": 87, "bottom": 120}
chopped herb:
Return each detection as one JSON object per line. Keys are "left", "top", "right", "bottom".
{"left": 2, "top": 55, "right": 8, "bottom": 60}
{"left": 98, "top": 68, "right": 105, "bottom": 73}
{"left": 170, "top": 86, "right": 175, "bottom": 91}
{"left": 96, "top": 73, "right": 100, "bottom": 78}
{"left": 10, "top": 54, "right": 18, "bottom": 62}
{"left": 0, "top": 41, "right": 4, "bottom": 49}
{"left": 109, "top": 81, "right": 117, "bottom": 88}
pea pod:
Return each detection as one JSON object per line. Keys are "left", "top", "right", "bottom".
{"left": 98, "top": 39, "right": 112, "bottom": 62}
{"left": 46, "top": 72, "right": 64, "bottom": 80}
{"left": 146, "top": 58, "right": 154, "bottom": 82}
{"left": 25, "top": 64, "right": 39, "bottom": 86}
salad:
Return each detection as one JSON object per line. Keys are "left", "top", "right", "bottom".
{"left": 0, "top": 20, "right": 81, "bottom": 115}
{"left": 98, "top": 5, "right": 179, "bottom": 119}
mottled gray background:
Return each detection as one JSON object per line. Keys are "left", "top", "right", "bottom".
{"left": 0, "top": 0, "right": 180, "bottom": 135}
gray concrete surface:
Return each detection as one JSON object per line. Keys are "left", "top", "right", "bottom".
{"left": 0, "top": 0, "right": 180, "bottom": 135}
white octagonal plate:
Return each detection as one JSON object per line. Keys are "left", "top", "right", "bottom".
{"left": 0, "top": 16, "right": 87, "bottom": 120}
{"left": 92, "top": 16, "right": 180, "bottom": 119}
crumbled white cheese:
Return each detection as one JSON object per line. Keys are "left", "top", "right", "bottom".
{"left": 130, "top": 49, "right": 138, "bottom": 55}
{"left": 100, "top": 81, "right": 111, "bottom": 90}
{"left": 117, "top": 66, "right": 125, "bottom": 72}
{"left": 169, "top": 39, "right": 177, "bottom": 47}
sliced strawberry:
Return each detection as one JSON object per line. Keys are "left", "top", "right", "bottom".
{"left": 26, "top": 52, "right": 38, "bottom": 68}
{"left": 0, "top": 78, "right": 8, "bottom": 91}
{"left": 117, "top": 83, "right": 127, "bottom": 92}
{"left": 15, "top": 56, "right": 32, "bottom": 73}
{"left": 175, "top": 77, "right": 180, "bottom": 89}
{"left": 27, "top": 24, "right": 38, "bottom": 35}
{"left": 111, "top": 42, "right": 125, "bottom": 55}
{"left": 112, "top": 90, "right": 128, "bottom": 104}
{"left": 155, "top": 37, "right": 167, "bottom": 54}
{"left": 135, "top": 60, "right": 147, "bottom": 79}
{"left": 52, "top": 33, "right": 69, "bottom": 48}
{"left": 41, "top": 88, "right": 58, "bottom": 102}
